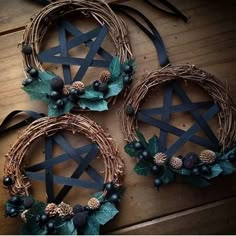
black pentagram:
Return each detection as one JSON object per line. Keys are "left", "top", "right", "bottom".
{"left": 38, "top": 20, "right": 113, "bottom": 84}
{"left": 137, "top": 80, "right": 221, "bottom": 157}
{"left": 25, "top": 133, "right": 104, "bottom": 204}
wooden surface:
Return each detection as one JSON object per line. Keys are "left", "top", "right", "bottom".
{"left": 0, "top": 0, "right": 236, "bottom": 234}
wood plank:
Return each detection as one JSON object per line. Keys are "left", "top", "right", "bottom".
{"left": 109, "top": 196, "right": 236, "bottom": 234}
{"left": 0, "top": 0, "right": 236, "bottom": 234}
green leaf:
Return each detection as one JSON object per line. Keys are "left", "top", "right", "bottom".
{"left": 79, "top": 87, "right": 103, "bottom": 100}
{"left": 204, "top": 164, "right": 223, "bottom": 179}
{"left": 78, "top": 98, "right": 108, "bottom": 111}
{"left": 172, "top": 168, "right": 191, "bottom": 176}
{"left": 21, "top": 223, "right": 47, "bottom": 235}
{"left": 148, "top": 135, "right": 159, "bottom": 156}
{"left": 161, "top": 166, "right": 175, "bottom": 184}
{"left": 135, "top": 130, "right": 148, "bottom": 149}
{"left": 93, "top": 202, "right": 119, "bottom": 225}
{"left": 92, "top": 192, "right": 105, "bottom": 202}
{"left": 124, "top": 141, "right": 139, "bottom": 157}
{"left": 84, "top": 215, "right": 100, "bottom": 235}
{"left": 183, "top": 176, "right": 210, "bottom": 188}
{"left": 56, "top": 219, "right": 77, "bottom": 235}
{"left": 104, "top": 76, "right": 123, "bottom": 99}
{"left": 134, "top": 161, "right": 153, "bottom": 176}
{"left": 109, "top": 56, "right": 121, "bottom": 79}
{"left": 219, "top": 161, "right": 236, "bottom": 175}
{"left": 48, "top": 100, "right": 74, "bottom": 117}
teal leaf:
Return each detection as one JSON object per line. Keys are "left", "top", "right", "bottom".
{"left": 183, "top": 176, "right": 210, "bottom": 188}
{"left": 109, "top": 56, "right": 121, "bottom": 79}
{"left": 172, "top": 168, "right": 191, "bottom": 176}
{"left": 104, "top": 76, "right": 123, "bottom": 99}
{"left": 79, "top": 87, "right": 103, "bottom": 100}
{"left": 219, "top": 161, "right": 236, "bottom": 175}
{"left": 56, "top": 219, "right": 77, "bottom": 235}
{"left": 148, "top": 135, "right": 159, "bottom": 156}
{"left": 78, "top": 98, "right": 108, "bottom": 111}
{"left": 38, "top": 71, "right": 57, "bottom": 80}
{"left": 124, "top": 141, "right": 139, "bottom": 157}
{"left": 134, "top": 161, "right": 153, "bottom": 176}
{"left": 204, "top": 164, "right": 223, "bottom": 179}
{"left": 48, "top": 100, "right": 74, "bottom": 117}
{"left": 135, "top": 130, "right": 148, "bottom": 149}
{"left": 161, "top": 166, "right": 175, "bottom": 184}
{"left": 84, "top": 215, "right": 100, "bottom": 235}
{"left": 92, "top": 192, "right": 105, "bottom": 202}
{"left": 21, "top": 224, "right": 47, "bottom": 235}
{"left": 93, "top": 202, "right": 119, "bottom": 225}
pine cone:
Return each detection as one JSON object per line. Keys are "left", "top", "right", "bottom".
{"left": 169, "top": 156, "right": 183, "bottom": 169}
{"left": 99, "top": 70, "right": 111, "bottom": 83}
{"left": 87, "top": 197, "right": 100, "bottom": 210}
{"left": 62, "top": 85, "right": 70, "bottom": 96}
{"left": 57, "top": 202, "right": 73, "bottom": 218}
{"left": 199, "top": 150, "right": 216, "bottom": 164}
{"left": 71, "top": 81, "right": 85, "bottom": 92}
{"left": 153, "top": 152, "right": 167, "bottom": 166}
{"left": 45, "top": 203, "right": 58, "bottom": 217}
{"left": 21, "top": 209, "right": 28, "bottom": 223}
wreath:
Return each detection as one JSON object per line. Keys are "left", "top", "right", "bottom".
{"left": 3, "top": 113, "right": 124, "bottom": 235}
{"left": 20, "top": 0, "right": 135, "bottom": 116}
{"left": 121, "top": 64, "right": 236, "bottom": 188}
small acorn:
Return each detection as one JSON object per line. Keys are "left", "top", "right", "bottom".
{"left": 28, "top": 68, "right": 39, "bottom": 78}
{"left": 199, "top": 150, "right": 216, "bottom": 164}
{"left": 73, "top": 212, "right": 87, "bottom": 228}
{"left": 87, "top": 198, "right": 100, "bottom": 210}
{"left": 154, "top": 178, "right": 162, "bottom": 188}
{"left": 183, "top": 152, "right": 199, "bottom": 169}
{"left": 23, "top": 197, "right": 34, "bottom": 209}
{"left": 99, "top": 82, "right": 109, "bottom": 94}
{"left": 73, "top": 204, "right": 84, "bottom": 214}
{"left": 134, "top": 142, "right": 142, "bottom": 150}
{"left": 50, "top": 77, "right": 64, "bottom": 91}
{"left": 93, "top": 80, "right": 101, "bottom": 91}
{"left": 125, "top": 105, "right": 135, "bottom": 116}
{"left": 153, "top": 152, "right": 167, "bottom": 166}
{"left": 169, "top": 156, "right": 183, "bottom": 169}
{"left": 99, "top": 70, "right": 111, "bottom": 83}
{"left": 22, "top": 45, "right": 32, "bottom": 55}
{"left": 71, "top": 81, "right": 85, "bottom": 94}
{"left": 109, "top": 194, "right": 120, "bottom": 203}
{"left": 3, "top": 176, "right": 13, "bottom": 186}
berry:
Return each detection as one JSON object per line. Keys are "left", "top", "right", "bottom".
{"left": 142, "top": 150, "right": 149, "bottom": 159}
{"left": 25, "top": 66, "right": 33, "bottom": 73}
{"left": 22, "top": 78, "right": 33, "bottom": 86}
{"left": 8, "top": 208, "right": 18, "bottom": 217}
{"left": 35, "top": 215, "right": 41, "bottom": 223}
{"left": 22, "top": 45, "right": 32, "bottom": 55}
{"left": 192, "top": 167, "right": 200, "bottom": 176}
{"left": 124, "top": 64, "right": 133, "bottom": 74}
{"left": 28, "top": 68, "right": 38, "bottom": 78}
{"left": 73, "top": 204, "right": 84, "bottom": 214}
{"left": 154, "top": 178, "right": 162, "bottom": 188}
{"left": 40, "top": 214, "right": 48, "bottom": 223}
{"left": 200, "top": 165, "right": 211, "bottom": 175}
{"left": 73, "top": 212, "right": 87, "bottom": 228}
{"left": 50, "top": 91, "right": 61, "bottom": 100}
{"left": 228, "top": 154, "right": 235, "bottom": 161}
{"left": 93, "top": 80, "right": 101, "bottom": 91}
{"left": 109, "top": 194, "right": 120, "bottom": 203}
{"left": 134, "top": 142, "right": 142, "bottom": 150}
{"left": 3, "top": 176, "right": 13, "bottom": 186}
{"left": 55, "top": 99, "right": 64, "bottom": 109}
{"left": 125, "top": 105, "right": 135, "bottom": 116}
{"left": 152, "top": 165, "right": 160, "bottom": 175}
{"left": 68, "top": 94, "right": 78, "bottom": 103}
{"left": 105, "top": 182, "right": 114, "bottom": 192}
{"left": 9, "top": 196, "right": 22, "bottom": 205}
{"left": 183, "top": 152, "right": 199, "bottom": 169}
{"left": 123, "top": 76, "right": 132, "bottom": 85}
{"left": 47, "top": 222, "right": 55, "bottom": 232}
{"left": 99, "top": 83, "right": 109, "bottom": 94}
{"left": 23, "top": 197, "right": 34, "bottom": 209}
{"left": 50, "top": 77, "right": 64, "bottom": 91}
{"left": 138, "top": 154, "right": 144, "bottom": 160}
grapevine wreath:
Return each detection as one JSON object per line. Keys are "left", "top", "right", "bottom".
{"left": 3, "top": 113, "right": 124, "bottom": 235}
{"left": 121, "top": 64, "right": 236, "bottom": 188}
{"left": 20, "top": 0, "right": 135, "bottom": 116}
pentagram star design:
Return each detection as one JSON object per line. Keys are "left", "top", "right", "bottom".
{"left": 38, "top": 20, "right": 113, "bottom": 84}
{"left": 137, "top": 80, "right": 221, "bottom": 157}
{"left": 25, "top": 133, "right": 103, "bottom": 204}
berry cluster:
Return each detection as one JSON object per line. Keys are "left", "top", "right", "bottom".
{"left": 22, "top": 67, "right": 39, "bottom": 86}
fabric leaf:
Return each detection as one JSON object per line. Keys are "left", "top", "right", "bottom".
{"left": 78, "top": 98, "right": 108, "bottom": 111}
{"left": 183, "top": 176, "right": 210, "bottom": 188}
{"left": 84, "top": 215, "right": 100, "bottom": 235}
{"left": 161, "top": 166, "right": 175, "bottom": 184}
{"left": 104, "top": 76, "right": 123, "bottom": 99}
{"left": 55, "top": 219, "right": 77, "bottom": 235}
{"left": 134, "top": 161, "right": 153, "bottom": 176}
{"left": 79, "top": 87, "right": 103, "bottom": 100}
{"left": 135, "top": 130, "right": 148, "bottom": 149}
{"left": 219, "top": 161, "right": 236, "bottom": 175}
{"left": 109, "top": 56, "right": 121, "bottom": 79}
{"left": 172, "top": 168, "right": 191, "bottom": 176}
{"left": 48, "top": 100, "right": 74, "bottom": 117}
{"left": 124, "top": 141, "right": 139, "bottom": 157}
{"left": 204, "top": 164, "right": 223, "bottom": 179}
{"left": 148, "top": 135, "right": 159, "bottom": 156}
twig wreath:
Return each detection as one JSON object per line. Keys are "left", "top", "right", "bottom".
{"left": 3, "top": 113, "right": 124, "bottom": 235}
{"left": 20, "top": 0, "right": 135, "bottom": 116}
{"left": 121, "top": 64, "right": 236, "bottom": 188}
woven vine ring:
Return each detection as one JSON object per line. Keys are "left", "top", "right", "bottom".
{"left": 20, "top": 0, "right": 135, "bottom": 116}
{"left": 3, "top": 114, "right": 124, "bottom": 234}
{"left": 121, "top": 64, "right": 236, "bottom": 189}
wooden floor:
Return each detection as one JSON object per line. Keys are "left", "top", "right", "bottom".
{"left": 0, "top": 0, "right": 236, "bottom": 234}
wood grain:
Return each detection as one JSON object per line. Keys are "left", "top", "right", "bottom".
{"left": 0, "top": 0, "right": 236, "bottom": 234}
